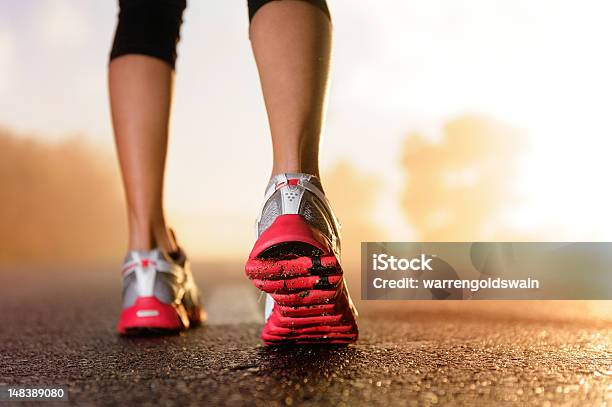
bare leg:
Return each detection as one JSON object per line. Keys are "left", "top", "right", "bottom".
{"left": 109, "top": 55, "right": 177, "bottom": 252}
{"left": 250, "top": 1, "right": 332, "bottom": 177}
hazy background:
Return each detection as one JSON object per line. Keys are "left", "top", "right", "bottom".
{"left": 1, "top": 0, "right": 612, "bottom": 267}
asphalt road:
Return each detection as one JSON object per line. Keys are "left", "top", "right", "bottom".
{"left": 0, "top": 263, "right": 610, "bottom": 406}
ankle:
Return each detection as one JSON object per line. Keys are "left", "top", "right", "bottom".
{"left": 271, "top": 142, "right": 320, "bottom": 177}
{"left": 127, "top": 214, "right": 177, "bottom": 253}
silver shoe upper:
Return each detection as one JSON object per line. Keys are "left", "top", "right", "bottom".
{"left": 256, "top": 173, "right": 342, "bottom": 257}
{"left": 120, "top": 248, "right": 198, "bottom": 309}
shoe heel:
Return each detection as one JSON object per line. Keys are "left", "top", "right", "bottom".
{"left": 245, "top": 215, "right": 358, "bottom": 345}
{"left": 116, "top": 296, "right": 188, "bottom": 335}
{"left": 249, "top": 214, "right": 331, "bottom": 259}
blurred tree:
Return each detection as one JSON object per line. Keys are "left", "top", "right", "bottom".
{"left": 0, "top": 128, "right": 126, "bottom": 264}
{"left": 400, "top": 115, "right": 524, "bottom": 241}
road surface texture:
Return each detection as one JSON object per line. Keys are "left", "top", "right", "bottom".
{"left": 0, "top": 262, "right": 610, "bottom": 406}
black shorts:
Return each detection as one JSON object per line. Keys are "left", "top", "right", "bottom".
{"left": 110, "top": 0, "right": 331, "bottom": 69}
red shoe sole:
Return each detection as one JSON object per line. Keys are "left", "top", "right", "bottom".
{"left": 116, "top": 296, "right": 204, "bottom": 335}
{"left": 246, "top": 214, "right": 358, "bottom": 345}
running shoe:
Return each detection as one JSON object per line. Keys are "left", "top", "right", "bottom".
{"left": 245, "top": 173, "right": 358, "bottom": 344}
{"left": 117, "top": 247, "right": 205, "bottom": 334}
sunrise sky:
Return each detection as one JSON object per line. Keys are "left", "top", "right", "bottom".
{"left": 1, "top": 0, "right": 612, "bottom": 260}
